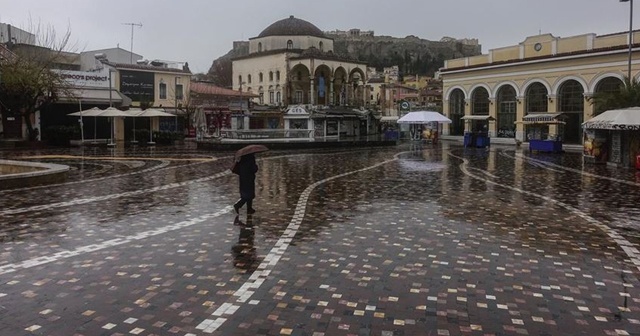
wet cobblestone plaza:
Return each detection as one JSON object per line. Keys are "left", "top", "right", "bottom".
{"left": 1, "top": 142, "right": 639, "bottom": 336}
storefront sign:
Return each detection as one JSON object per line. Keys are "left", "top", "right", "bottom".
{"left": 119, "top": 70, "right": 154, "bottom": 102}
{"left": 287, "top": 106, "right": 308, "bottom": 115}
{"left": 55, "top": 69, "right": 111, "bottom": 88}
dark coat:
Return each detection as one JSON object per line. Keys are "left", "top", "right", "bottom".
{"left": 236, "top": 154, "right": 258, "bottom": 200}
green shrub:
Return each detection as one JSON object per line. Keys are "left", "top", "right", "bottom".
{"left": 133, "top": 129, "right": 150, "bottom": 143}
{"left": 152, "top": 130, "right": 184, "bottom": 145}
{"left": 43, "top": 125, "right": 80, "bottom": 146}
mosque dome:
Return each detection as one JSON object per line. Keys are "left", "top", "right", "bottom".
{"left": 257, "top": 16, "right": 325, "bottom": 38}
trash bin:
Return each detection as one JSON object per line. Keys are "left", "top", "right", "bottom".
{"left": 463, "top": 132, "right": 472, "bottom": 147}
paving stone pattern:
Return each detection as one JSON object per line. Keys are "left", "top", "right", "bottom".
{"left": 0, "top": 143, "right": 638, "bottom": 336}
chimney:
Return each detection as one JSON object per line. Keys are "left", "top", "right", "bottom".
{"left": 7, "top": 24, "right": 12, "bottom": 45}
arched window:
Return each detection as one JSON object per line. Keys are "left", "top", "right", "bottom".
{"left": 525, "top": 82, "right": 548, "bottom": 113}
{"left": 594, "top": 77, "right": 624, "bottom": 115}
{"left": 259, "top": 73, "right": 263, "bottom": 82}
{"left": 319, "top": 41, "right": 324, "bottom": 52}
{"left": 496, "top": 86, "right": 517, "bottom": 138}
{"left": 276, "top": 71, "right": 280, "bottom": 81}
{"left": 247, "top": 74, "right": 252, "bottom": 84}
{"left": 559, "top": 80, "right": 585, "bottom": 144}
{"left": 287, "top": 40, "right": 293, "bottom": 49}
{"left": 276, "top": 91, "right": 281, "bottom": 104}
{"left": 258, "top": 42, "right": 262, "bottom": 52}
{"left": 448, "top": 89, "right": 465, "bottom": 136}
{"left": 471, "top": 87, "right": 490, "bottom": 115}
{"left": 269, "top": 71, "right": 273, "bottom": 81}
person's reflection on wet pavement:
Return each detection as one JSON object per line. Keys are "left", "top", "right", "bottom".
{"left": 231, "top": 215, "right": 258, "bottom": 271}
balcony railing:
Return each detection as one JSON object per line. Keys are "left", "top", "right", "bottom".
{"left": 221, "top": 129, "right": 313, "bottom": 139}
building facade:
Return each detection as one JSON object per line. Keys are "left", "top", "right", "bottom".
{"left": 231, "top": 16, "right": 373, "bottom": 138}
{"left": 439, "top": 31, "right": 640, "bottom": 144}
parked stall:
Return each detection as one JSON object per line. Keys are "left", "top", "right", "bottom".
{"left": 582, "top": 107, "right": 640, "bottom": 167}
{"left": 397, "top": 111, "right": 452, "bottom": 144}
{"left": 519, "top": 113, "right": 566, "bottom": 153}
{"left": 460, "top": 115, "right": 494, "bottom": 148}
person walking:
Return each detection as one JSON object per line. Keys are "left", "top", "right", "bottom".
{"left": 233, "top": 153, "right": 259, "bottom": 214}
{"left": 232, "top": 145, "right": 268, "bottom": 215}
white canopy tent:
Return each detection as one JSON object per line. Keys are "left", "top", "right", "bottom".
{"left": 397, "top": 111, "right": 451, "bottom": 141}
{"left": 397, "top": 111, "right": 452, "bottom": 124}
{"left": 582, "top": 107, "right": 640, "bottom": 130}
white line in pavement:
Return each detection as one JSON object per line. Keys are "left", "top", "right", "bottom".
{"left": 502, "top": 151, "right": 640, "bottom": 187}
{"left": 0, "top": 169, "right": 233, "bottom": 216}
{"left": 450, "top": 152, "right": 640, "bottom": 272}
{"left": 0, "top": 151, "right": 387, "bottom": 216}
{"left": 195, "top": 154, "right": 401, "bottom": 333}
{"left": 0, "top": 206, "right": 232, "bottom": 275}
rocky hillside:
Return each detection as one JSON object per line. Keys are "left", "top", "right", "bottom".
{"left": 205, "top": 35, "right": 481, "bottom": 87}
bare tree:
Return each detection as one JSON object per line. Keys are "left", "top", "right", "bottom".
{"left": 0, "top": 21, "right": 76, "bottom": 140}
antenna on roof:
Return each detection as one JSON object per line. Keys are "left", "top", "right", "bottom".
{"left": 122, "top": 22, "right": 143, "bottom": 64}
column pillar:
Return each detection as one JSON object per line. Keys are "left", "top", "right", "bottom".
{"left": 515, "top": 96, "right": 525, "bottom": 141}
{"left": 583, "top": 93, "right": 594, "bottom": 120}
{"left": 489, "top": 97, "right": 497, "bottom": 137}
{"left": 442, "top": 99, "right": 450, "bottom": 135}
{"left": 547, "top": 94, "right": 558, "bottom": 138}
{"left": 309, "top": 77, "right": 315, "bottom": 105}
{"left": 464, "top": 98, "right": 472, "bottom": 132}
{"left": 329, "top": 80, "right": 334, "bottom": 105}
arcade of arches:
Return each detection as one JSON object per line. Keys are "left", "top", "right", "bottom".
{"left": 444, "top": 76, "right": 625, "bottom": 144}
{"left": 287, "top": 64, "right": 366, "bottom": 107}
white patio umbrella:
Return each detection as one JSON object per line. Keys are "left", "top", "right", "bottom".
{"left": 68, "top": 107, "right": 103, "bottom": 142}
{"left": 99, "top": 107, "right": 134, "bottom": 146}
{"left": 194, "top": 107, "right": 207, "bottom": 140}
{"left": 125, "top": 108, "right": 144, "bottom": 143}
{"left": 133, "top": 108, "right": 175, "bottom": 144}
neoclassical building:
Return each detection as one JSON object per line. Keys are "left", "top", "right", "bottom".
{"left": 232, "top": 16, "right": 371, "bottom": 136}
{"left": 439, "top": 30, "right": 639, "bottom": 144}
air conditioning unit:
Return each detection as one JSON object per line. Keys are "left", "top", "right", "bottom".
{"left": 94, "top": 53, "right": 108, "bottom": 61}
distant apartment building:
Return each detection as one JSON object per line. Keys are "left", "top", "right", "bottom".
{"left": 80, "top": 47, "right": 143, "bottom": 70}
{"left": 325, "top": 29, "right": 374, "bottom": 37}
{"left": 0, "top": 23, "right": 35, "bottom": 45}
{"left": 383, "top": 66, "right": 400, "bottom": 83}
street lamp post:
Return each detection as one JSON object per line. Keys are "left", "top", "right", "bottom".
{"left": 174, "top": 77, "right": 180, "bottom": 133}
{"left": 622, "top": 0, "right": 634, "bottom": 80}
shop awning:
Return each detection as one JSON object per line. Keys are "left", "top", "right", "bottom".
{"left": 582, "top": 107, "right": 640, "bottom": 130}
{"left": 520, "top": 113, "right": 565, "bottom": 124}
{"left": 460, "top": 115, "right": 495, "bottom": 121}
{"left": 59, "top": 88, "right": 130, "bottom": 106}
{"left": 380, "top": 116, "right": 399, "bottom": 121}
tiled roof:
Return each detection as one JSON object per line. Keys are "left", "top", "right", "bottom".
{"left": 190, "top": 82, "right": 258, "bottom": 98}
{"left": 0, "top": 44, "right": 16, "bottom": 61}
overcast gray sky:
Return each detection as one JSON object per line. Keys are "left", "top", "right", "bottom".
{"left": 0, "top": 0, "right": 634, "bottom": 74}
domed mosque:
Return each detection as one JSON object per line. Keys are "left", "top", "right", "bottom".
{"left": 232, "top": 15, "right": 371, "bottom": 138}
